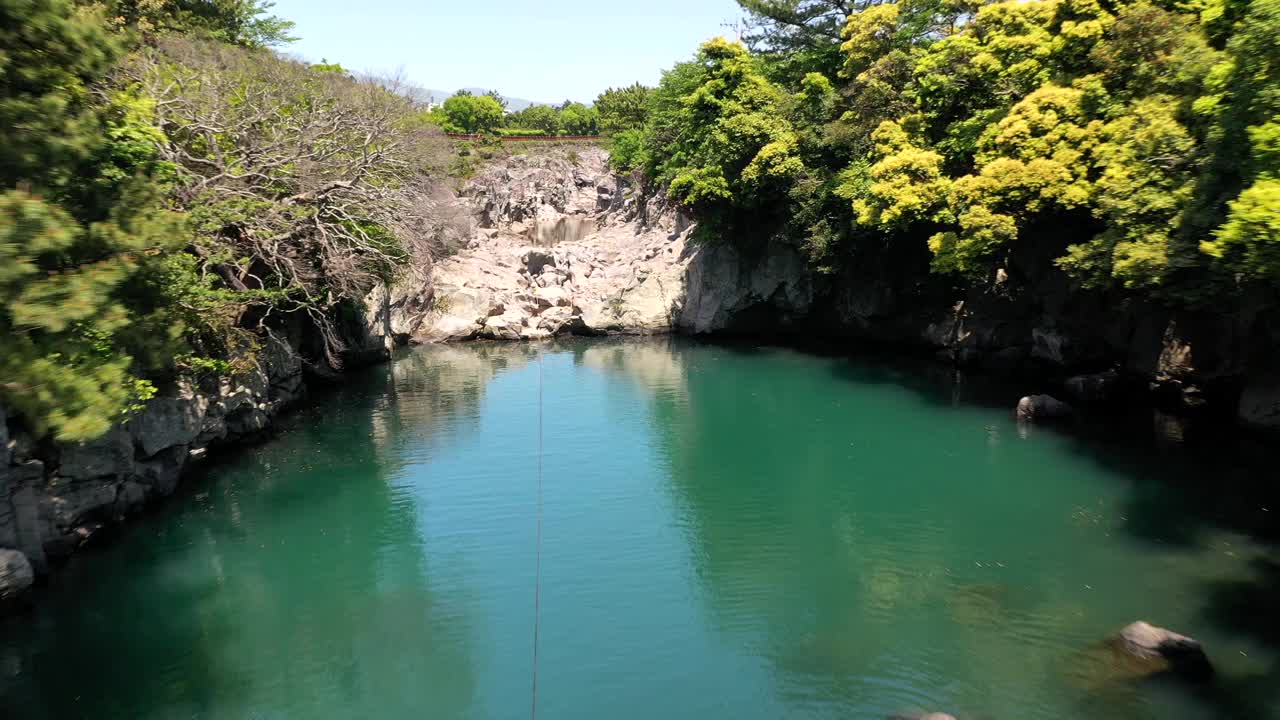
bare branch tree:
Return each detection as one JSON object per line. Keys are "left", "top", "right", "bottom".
{"left": 127, "top": 38, "right": 448, "bottom": 366}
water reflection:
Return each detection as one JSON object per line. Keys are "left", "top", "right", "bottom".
{"left": 579, "top": 339, "right": 1280, "bottom": 720}
{"left": 3, "top": 338, "right": 1278, "bottom": 720}
{"left": 0, "top": 365, "right": 478, "bottom": 719}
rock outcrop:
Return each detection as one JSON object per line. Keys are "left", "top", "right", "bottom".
{"left": 1106, "top": 621, "right": 1214, "bottom": 682}
{"left": 392, "top": 147, "right": 1280, "bottom": 431}
{"left": 0, "top": 332, "right": 305, "bottom": 577}
{"left": 1015, "top": 394, "right": 1075, "bottom": 423}
{"left": 0, "top": 304, "right": 398, "bottom": 597}
{"left": 0, "top": 548, "right": 33, "bottom": 606}
{"left": 397, "top": 146, "right": 815, "bottom": 342}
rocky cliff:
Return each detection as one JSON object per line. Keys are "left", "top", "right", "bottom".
{"left": 396, "top": 146, "right": 816, "bottom": 342}
{"left": 394, "top": 146, "right": 1280, "bottom": 432}
{"left": 8, "top": 144, "right": 1275, "bottom": 606}
{"left": 0, "top": 310, "right": 396, "bottom": 605}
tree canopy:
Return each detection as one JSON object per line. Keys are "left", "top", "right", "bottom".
{"left": 1, "top": 0, "right": 442, "bottom": 440}
{"left": 621, "top": 0, "right": 1280, "bottom": 289}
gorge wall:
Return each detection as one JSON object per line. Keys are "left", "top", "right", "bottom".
{"left": 395, "top": 146, "right": 1280, "bottom": 432}
{"left": 5, "top": 143, "right": 1277, "bottom": 607}
{"left": 0, "top": 310, "right": 397, "bottom": 606}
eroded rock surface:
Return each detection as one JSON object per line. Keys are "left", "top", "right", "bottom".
{"left": 0, "top": 327, "right": 349, "bottom": 585}
{"left": 396, "top": 147, "right": 814, "bottom": 342}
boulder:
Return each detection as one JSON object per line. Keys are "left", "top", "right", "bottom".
{"left": 534, "top": 286, "right": 571, "bottom": 308}
{"left": 890, "top": 714, "right": 957, "bottom": 720}
{"left": 536, "top": 306, "right": 582, "bottom": 335}
{"left": 1065, "top": 370, "right": 1120, "bottom": 404}
{"left": 1015, "top": 394, "right": 1074, "bottom": 423}
{"left": 226, "top": 407, "right": 270, "bottom": 437}
{"left": 522, "top": 249, "right": 556, "bottom": 275}
{"left": 129, "top": 396, "right": 205, "bottom": 458}
{"left": 58, "top": 427, "right": 134, "bottom": 481}
{"left": 136, "top": 444, "right": 189, "bottom": 496}
{"left": 422, "top": 314, "right": 482, "bottom": 343}
{"left": 43, "top": 480, "right": 118, "bottom": 534}
{"left": 480, "top": 314, "right": 525, "bottom": 341}
{"left": 1111, "top": 621, "right": 1213, "bottom": 681}
{"left": 0, "top": 549, "right": 34, "bottom": 604}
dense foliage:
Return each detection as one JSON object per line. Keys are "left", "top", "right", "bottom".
{"left": 1, "top": 0, "right": 444, "bottom": 440}
{"left": 502, "top": 101, "right": 601, "bottom": 136}
{"left": 625, "top": 0, "right": 1279, "bottom": 290}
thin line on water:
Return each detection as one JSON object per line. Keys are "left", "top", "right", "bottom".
{"left": 530, "top": 350, "right": 544, "bottom": 720}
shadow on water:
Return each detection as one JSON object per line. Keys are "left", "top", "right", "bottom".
{"left": 0, "top": 360, "right": 481, "bottom": 719}
{"left": 5, "top": 336, "right": 1279, "bottom": 719}
{"left": 620, "top": 336, "right": 1280, "bottom": 718}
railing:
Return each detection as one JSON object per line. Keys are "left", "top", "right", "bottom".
{"left": 444, "top": 133, "right": 602, "bottom": 142}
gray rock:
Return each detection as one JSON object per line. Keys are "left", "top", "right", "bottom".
{"left": 534, "top": 286, "right": 571, "bottom": 308}
{"left": 480, "top": 314, "right": 525, "bottom": 341}
{"left": 1112, "top": 620, "right": 1213, "bottom": 681}
{"left": 0, "top": 549, "right": 34, "bottom": 603}
{"left": 42, "top": 480, "right": 118, "bottom": 534}
{"left": 226, "top": 407, "right": 270, "bottom": 437}
{"left": 1016, "top": 394, "right": 1074, "bottom": 423}
{"left": 130, "top": 396, "right": 205, "bottom": 458}
{"left": 58, "top": 427, "right": 134, "bottom": 481}
{"left": 136, "top": 444, "right": 189, "bottom": 496}
{"left": 262, "top": 331, "right": 304, "bottom": 390}
{"left": 522, "top": 249, "right": 556, "bottom": 275}
{"left": 1065, "top": 370, "right": 1120, "bottom": 404}
{"left": 114, "top": 481, "right": 149, "bottom": 516}
{"left": 1238, "top": 374, "right": 1280, "bottom": 430}
{"left": 7, "top": 462, "right": 47, "bottom": 573}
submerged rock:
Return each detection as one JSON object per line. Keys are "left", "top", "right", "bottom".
{"left": 1111, "top": 620, "right": 1214, "bottom": 681}
{"left": 890, "top": 713, "right": 957, "bottom": 720}
{"left": 1015, "top": 394, "right": 1074, "bottom": 422}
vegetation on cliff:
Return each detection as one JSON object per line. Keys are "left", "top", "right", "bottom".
{"left": 0, "top": 0, "right": 445, "bottom": 441}
{"left": 622, "top": 0, "right": 1279, "bottom": 296}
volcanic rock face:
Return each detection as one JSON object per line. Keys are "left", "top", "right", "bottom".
{"left": 395, "top": 146, "right": 814, "bottom": 342}
{"left": 392, "top": 146, "right": 1280, "bottom": 434}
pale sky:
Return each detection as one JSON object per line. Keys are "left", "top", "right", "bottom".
{"left": 270, "top": 0, "right": 746, "bottom": 103}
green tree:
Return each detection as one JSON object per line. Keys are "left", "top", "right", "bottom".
{"left": 1, "top": 0, "right": 184, "bottom": 440}
{"left": 738, "top": 0, "right": 860, "bottom": 79}
{"left": 516, "top": 105, "right": 563, "bottom": 135}
{"left": 646, "top": 38, "right": 806, "bottom": 237}
{"left": 595, "top": 83, "right": 653, "bottom": 133}
{"left": 440, "top": 93, "right": 506, "bottom": 134}
{"left": 484, "top": 89, "right": 509, "bottom": 111}
{"left": 559, "top": 102, "right": 599, "bottom": 135}
{"left": 96, "top": 0, "right": 297, "bottom": 47}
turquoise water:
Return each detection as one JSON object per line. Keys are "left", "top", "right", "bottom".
{"left": 2, "top": 339, "right": 1278, "bottom": 719}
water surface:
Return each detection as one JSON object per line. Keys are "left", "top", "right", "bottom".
{"left": 3, "top": 339, "right": 1278, "bottom": 719}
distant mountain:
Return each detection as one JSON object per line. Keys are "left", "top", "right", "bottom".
{"left": 408, "top": 87, "right": 550, "bottom": 112}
